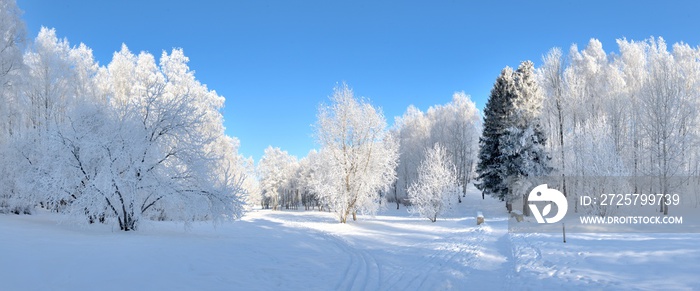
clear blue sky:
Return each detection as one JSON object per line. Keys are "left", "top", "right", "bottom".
{"left": 18, "top": 0, "right": 700, "bottom": 162}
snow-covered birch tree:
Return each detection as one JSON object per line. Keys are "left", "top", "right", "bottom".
{"left": 313, "top": 83, "right": 398, "bottom": 223}
{"left": 408, "top": 143, "right": 459, "bottom": 222}
{"left": 639, "top": 38, "right": 697, "bottom": 215}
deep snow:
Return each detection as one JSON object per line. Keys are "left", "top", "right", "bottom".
{"left": 2, "top": 187, "right": 699, "bottom": 290}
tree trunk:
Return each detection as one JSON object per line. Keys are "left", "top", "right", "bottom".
{"left": 394, "top": 182, "right": 400, "bottom": 210}
{"left": 522, "top": 193, "right": 530, "bottom": 216}
{"left": 557, "top": 98, "right": 567, "bottom": 198}
{"left": 120, "top": 213, "right": 136, "bottom": 231}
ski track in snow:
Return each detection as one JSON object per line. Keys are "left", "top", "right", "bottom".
{"left": 332, "top": 236, "right": 380, "bottom": 291}
{"left": 401, "top": 227, "right": 488, "bottom": 290}
{"left": 259, "top": 193, "right": 517, "bottom": 291}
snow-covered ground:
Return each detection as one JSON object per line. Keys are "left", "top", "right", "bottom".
{"left": 2, "top": 187, "right": 700, "bottom": 290}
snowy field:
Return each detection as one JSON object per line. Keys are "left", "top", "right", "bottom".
{"left": 2, "top": 188, "right": 700, "bottom": 291}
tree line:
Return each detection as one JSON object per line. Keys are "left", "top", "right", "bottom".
{"left": 479, "top": 38, "right": 700, "bottom": 216}
{"left": 251, "top": 84, "right": 482, "bottom": 223}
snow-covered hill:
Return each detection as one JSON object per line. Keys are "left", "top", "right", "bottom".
{"left": 2, "top": 187, "right": 699, "bottom": 290}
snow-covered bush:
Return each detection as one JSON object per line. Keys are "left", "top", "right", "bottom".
{"left": 408, "top": 144, "right": 459, "bottom": 222}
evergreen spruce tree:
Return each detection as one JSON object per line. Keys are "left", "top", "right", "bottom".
{"left": 499, "top": 61, "right": 552, "bottom": 216}
{"left": 498, "top": 126, "right": 551, "bottom": 215}
{"left": 476, "top": 62, "right": 551, "bottom": 214}
{"left": 475, "top": 67, "right": 517, "bottom": 211}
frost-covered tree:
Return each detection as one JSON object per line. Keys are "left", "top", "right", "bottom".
{"left": 538, "top": 48, "right": 568, "bottom": 198}
{"left": 257, "top": 146, "right": 298, "bottom": 210}
{"left": 639, "top": 38, "right": 696, "bottom": 214}
{"left": 0, "top": 0, "right": 23, "bottom": 76}
{"left": 0, "top": 0, "right": 26, "bottom": 214}
{"left": 2, "top": 27, "right": 95, "bottom": 215}
{"left": 512, "top": 61, "right": 545, "bottom": 127}
{"left": 23, "top": 27, "right": 78, "bottom": 132}
{"left": 408, "top": 143, "right": 458, "bottom": 222}
{"left": 616, "top": 38, "right": 648, "bottom": 193}
{"left": 2, "top": 26, "right": 111, "bottom": 216}
{"left": 312, "top": 83, "right": 398, "bottom": 223}
{"left": 498, "top": 126, "right": 551, "bottom": 216}
{"left": 477, "top": 62, "right": 550, "bottom": 213}
{"left": 36, "top": 46, "right": 246, "bottom": 230}
{"left": 294, "top": 152, "right": 322, "bottom": 210}
{"left": 426, "top": 92, "right": 481, "bottom": 200}
{"left": 392, "top": 93, "right": 480, "bottom": 208}
{"left": 305, "top": 148, "right": 335, "bottom": 212}
{"left": 505, "top": 61, "right": 552, "bottom": 216}
{"left": 0, "top": 4, "right": 248, "bottom": 226}
{"left": 566, "top": 117, "right": 628, "bottom": 216}
{"left": 0, "top": 0, "right": 24, "bottom": 136}
{"left": 392, "top": 105, "right": 431, "bottom": 209}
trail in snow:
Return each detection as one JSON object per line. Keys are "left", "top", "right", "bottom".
{"left": 253, "top": 188, "right": 516, "bottom": 290}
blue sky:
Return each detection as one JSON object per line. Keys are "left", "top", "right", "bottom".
{"left": 18, "top": 0, "right": 700, "bottom": 162}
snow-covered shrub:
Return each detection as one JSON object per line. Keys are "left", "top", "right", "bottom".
{"left": 408, "top": 144, "right": 459, "bottom": 222}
